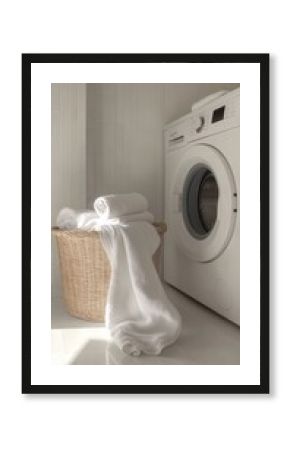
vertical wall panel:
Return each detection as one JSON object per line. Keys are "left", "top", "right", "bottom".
{"left": 51, "top": 84, "right": 86, "bottom": 301}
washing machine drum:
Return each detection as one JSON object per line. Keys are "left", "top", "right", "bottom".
{"left": 170, "top": 144, "right": 237, "bottom": 262}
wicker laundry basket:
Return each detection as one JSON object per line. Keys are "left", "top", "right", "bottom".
{"left": 52, "top": 222, "right": 167, "bottom": 322}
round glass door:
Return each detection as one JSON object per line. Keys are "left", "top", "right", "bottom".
{"left": 183, "top": 165, "right": 219, "bottom": 239}
{"left": 170, "top": 143, "right": 237, "bottom": 262}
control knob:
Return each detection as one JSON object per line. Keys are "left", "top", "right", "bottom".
{"left": 193, "top": 116, "right": 205, "bottom": 133}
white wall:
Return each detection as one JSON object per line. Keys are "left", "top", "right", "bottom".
{"left": 86, "top": 83, "right": 239, "bottom": 220}
{"left": 51, "top": 84, "right": 86, "bottom": 300}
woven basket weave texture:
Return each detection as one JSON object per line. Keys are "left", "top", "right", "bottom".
{"left": 52, "top": 222, "right": 166, "bottom": 322}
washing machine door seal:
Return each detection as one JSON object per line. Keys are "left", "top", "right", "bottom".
{"left": 170, "top": 143, "right": 237, "bottom": 262}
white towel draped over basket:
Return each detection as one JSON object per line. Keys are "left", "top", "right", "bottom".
{"left": 56, "top": 193, "right": 181, "bottom": 356}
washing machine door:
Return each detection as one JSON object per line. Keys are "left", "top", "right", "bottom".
{"left": 170, "top": 143, "right": 238, "bottom": 262}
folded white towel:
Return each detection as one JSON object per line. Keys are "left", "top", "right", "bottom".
{"left": 94, "top": 193, "right": 148, "bottom": 220}
{"left": 100, "top": 221, "right": 182, "bottom": 356}
{"left": 114, "top": 211, "right": 154, "bottom": 225}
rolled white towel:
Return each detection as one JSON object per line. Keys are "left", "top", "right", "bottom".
{"left": 117, "top": 211, "right": 154, "bottom": 225}
{"left": 98, "top": 211, "right": 154, "bottom": 226}
{"left": 94, "top": 193, "right": 148, "bottom": 220}
{"left": 88, "top": 211, "right": 154, "bottom": 227}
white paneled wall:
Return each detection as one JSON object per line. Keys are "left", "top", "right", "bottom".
{"left": 87, "top": 84, "right": 164, "bottom": 217}
{"left": 51, "top": 84, "right": 86, "bottom": 301}
{"left": 86, "top": 83, "right": 239, "bottom": 219}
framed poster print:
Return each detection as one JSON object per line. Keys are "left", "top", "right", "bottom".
{"left": 22, "top": 53, "right": 269, "bottom": 394}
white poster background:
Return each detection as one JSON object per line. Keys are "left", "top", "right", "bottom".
{"left": 31, "top": 62, "right": 260, "bottom": 386}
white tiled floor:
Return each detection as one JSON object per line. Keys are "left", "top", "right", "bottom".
{"left": 51, "top": 284, "right": 240, "bottom": 365}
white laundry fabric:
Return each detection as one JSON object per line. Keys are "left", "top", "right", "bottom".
{"left": 100, "top": 221, "right": 182, "bottom": 356}
{"left": 56, "top": 194, "right": 182, "bottom": 356}
{"left": 56, "top": 207, "right": 154, "bottom": 231}
{"left": 94, "top": 193, "right": 148, "bottom": 220}
{"left": 56, "top": 208, "right": 98, "bottom": 230}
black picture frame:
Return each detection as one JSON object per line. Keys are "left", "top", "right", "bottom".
{"left": 22, "top": 53, "right": 269, "bottom": 394}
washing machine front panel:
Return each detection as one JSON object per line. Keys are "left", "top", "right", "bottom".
{"left": 163, "top": 88, "right": 240, "bottom": 324}
{"left": 169, "top": 143, "right": 237, "bottom": 262}
{"left": 164, "top": 239, "right": 240, "bottom": 324}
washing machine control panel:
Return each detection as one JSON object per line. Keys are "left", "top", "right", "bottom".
{"left": 164, "top": 88, "right": 240, "bottom": 151}
{"left": 189, "top": 89, "right": 240, "bottom": 141}
{"left": 164, "top": 115, "right": 192, "bottom": 152}
{"left": 192, "top": 107, "right": 224, "bottom": 134}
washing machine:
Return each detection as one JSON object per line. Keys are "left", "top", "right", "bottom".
{"left": 164, "top": 88, "right": 240, "bottom": 325}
